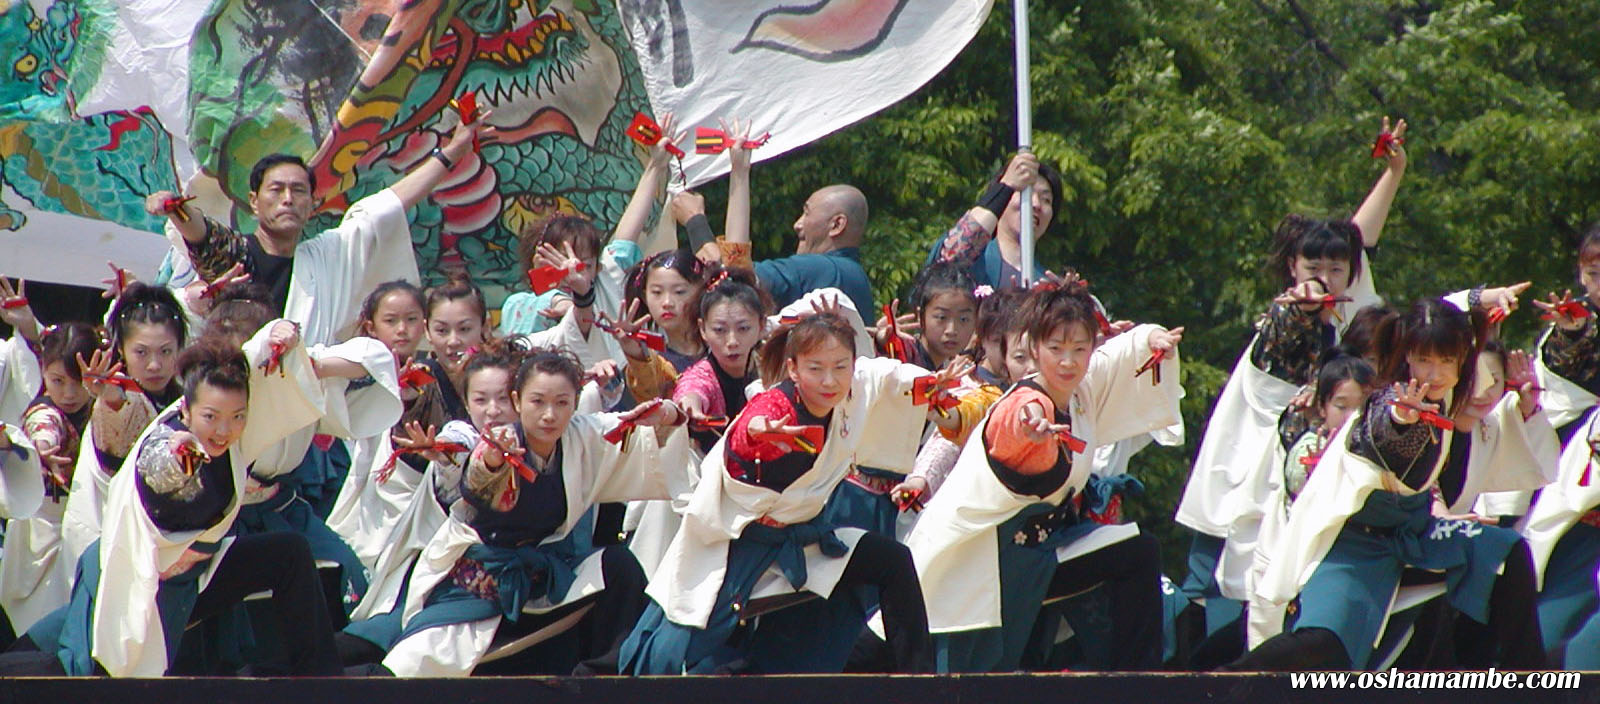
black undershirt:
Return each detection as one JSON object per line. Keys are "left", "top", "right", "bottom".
{"left": 463, "top": 426, "right": 569, "bottom": 548}
{"left": 245, "top": 235, "right": 294, "bottom": 316}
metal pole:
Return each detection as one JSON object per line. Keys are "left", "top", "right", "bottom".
{"left": 1013, "top": 0, "right": 1034, "bottom": 285}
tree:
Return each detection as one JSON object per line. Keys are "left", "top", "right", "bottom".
{"left": 692, "top": 0, "right": 1600, "bottom": 574}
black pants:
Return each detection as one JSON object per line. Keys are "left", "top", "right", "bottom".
{"left": 1046, "top": 531, "right": 1163, "bottom": 670}
{"left": 835, "top": 531, "right": 933, "bottom": 673}
{"left": 1225, "top": 540, "right": 1547, "bottom": 671}
{"left": 188, "top": 531, "right": 341, "bottom": 676}
{"left": 571, "top": 545, "right": 650, "bottom": 675}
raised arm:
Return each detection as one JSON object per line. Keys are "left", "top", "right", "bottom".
{"left": 613, "top": 114, "right": 681, "bottom": 245}
{"left": 725, "top": 120, "right": 753, "bottom": 254}
{"left": 386, "top": 116, "right": 497, "bottom": 212}
{"left": 1350, "top": 117, "right": 1408, "bottom": 248}
{"left": 932, "top": 152, "right": 1038, "bottom": 267}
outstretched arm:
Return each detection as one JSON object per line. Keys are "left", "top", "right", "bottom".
{"left": 613, "top": 114, "right": 682, "bottom": 245}
{"left": 1350, "top": 117, "right": 1408, "bottom": 248}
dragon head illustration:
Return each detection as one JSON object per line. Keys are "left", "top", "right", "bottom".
{"left": 0, "top": 0, "right": 79, "bottom": 119}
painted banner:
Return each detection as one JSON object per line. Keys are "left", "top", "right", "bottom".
{"left": 0, "top": 0, "right": 989, "bottom": 300}
{"left": 619, "top": 0, "right": 994, "bottom": 187}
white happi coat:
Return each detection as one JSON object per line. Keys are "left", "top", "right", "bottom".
{"left": 348, "top": 420, "right": 477, "bottom": 625}
{"left": 60, "top": 407, "right": 155, "bottom": 570}
{"left": 1254, "top": 393, "right": 1555, "bottom": 646}
{"left": 245, "top": 338, "right": 401, "bottom": 499}
{"left": 0, "top": 421, "right": 59, "bottom": 630}
{"left": 1534, "top": 327, "right": 1599, "bottom": 432}
{"left": 172, "top": 188, "right": 420, "bottom": 348}
{"left": 90, "top": 322, "right": 328, "bottom": 676}
{"left": 625, "top": 287, "right": 879, "bottom": 578}
{"left": 646, "top": 356, "right": 931, "bottom": 630}
{"left": 906, "top": 325, "right": 1183, "bottom": 633}
{"left": 1523, "top": 407, "right": 1600, "bottom": 590}
{"left": 328, "top": 316, "right": 608, "bottom": 570}
{"left": 0, "top": 421, "right": 44, "bottom": 519}
{"left": 1175, "top": 252, "right": 1379, "bottom": 599}
{"left": 381, "top": 417, "right": 690, "bottom": 677}
{"left": 1250, "top": 395, "right": 1553, "bottom": 648}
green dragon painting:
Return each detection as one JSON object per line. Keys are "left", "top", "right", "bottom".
{"left": 0, "top": 0, "right": 649, "bottom": 303}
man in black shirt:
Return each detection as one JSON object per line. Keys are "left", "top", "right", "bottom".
{"left": 147, "top": 118, "right": 492, "bottom": 342}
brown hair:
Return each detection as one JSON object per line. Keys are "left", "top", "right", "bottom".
{"left": 38, "top": 322, "right": 101, "bottom": 382}
{"left": 1266, "top": 214, "right": 1364, "bottom": 288}
{"left": 689, "top": 265, "right": 773, "bottom": 328}
{"left": 1373, "top": 298, "right": 1484, "bottom": 412}
{"left": 178, "top": 337, "right": 251, "bottom": 404}
{"left": 758, "top": 312, "right": 856, "bottom": 387}
{"left": 512, "top": 345, "right": 585, "bottom": 398}
{"left": 975, "top": 287, "right": 1029, "bottom": 363}
{"left": 517, "top": 215, "right": 602, "bottom": 274}
{"left": 205, "top": 290, "right": 276, "bottom": 348}
{"left": 425, "top": 270, "right": 488, "bottom": 323}
{"left": 1017, "top": 280, "right": 1100, "bottom": 350}
{"left": 1578, "top": 224, "right": 1600, "bottom": 266}
{"left": 358, "top": 280, "right": 425, "bottom": 326}
{"left": 462, "top": 338, "right": 526, "bottom": 397}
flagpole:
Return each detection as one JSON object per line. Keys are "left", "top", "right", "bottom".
{"left": 1013, "top": 0, "right": 1034, "bottom": 286}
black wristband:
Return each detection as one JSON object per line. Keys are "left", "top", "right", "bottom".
{"left": 976, "top": 180, "right": 1016, "bottom": 215}
{"left": 570, "top": 286, "right": 596, "bottom": 308}
{"left": 684, "top": 213, "right": 715, "bottom": 252}
{"left": 430, "top": 147, "right": 455, "bottom": 171}
{"left": 1467, "top": 284, "right": 1485, "bottom": 311}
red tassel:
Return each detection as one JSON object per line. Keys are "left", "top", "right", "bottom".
{"left": 1135, "top": 349, "right": 1166, "bottom": 385}
{"left": 84, "top": 372, "right": 143, "bottom": 393}
{"left": 526, "top": 261, "right": 586, "bottom": 295}
{"left": 911, "top": 375, "right": 960, "bottom": 410}
{"left": 161, "top": 195, "right": 197, "bottom": 222}
{"left": 258, "top": 341, "right": 288, "bottom": 376}
{"left": 449, "top": 91, "right": 481, "bottom": 153}
{"left": 1055, "top": 428, "right": 1087, "bottom": 454}
{"left": 1389, "top": 400, "right": 1455, "bottom": 431}
{"left": 881, "top": 303, "right": 909, "bottom": 362}
{"left": 377, "top": 441, "right": 471, "bottom": 484}
{"left": 398, "top": 364, "right": 437, "bottom": 391}
{"left": 753, "top": 425, "right": 825, "bottom": 454}
{"left": 1371, "top": 132, "right": 1403, "bottom": 159}
{"left": 893, "top": 487, "right": 925, "bottom": 513}
{"left": 480, "top": 434, "right": 538, "bottom": 484}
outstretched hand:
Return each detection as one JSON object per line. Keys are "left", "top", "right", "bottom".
{"left": 1376, "top": 116, "right": 1408, "bottom": 171}
{"left": 443, "top": 109, "right": 498, "bottom": 160}
{"left": 535, "top": 241, "right": 591, "bottom": 296}
{"left": 0, "top": 278, "right": 37, "bottom": 338}
{"left": 1504, "top": 349, "right": 1541, "bottom": 417}
{"left": 1533, "top": 290, "right": 1588, "bottom": 331}
{"left": 1389, "top": 379, "right": 1439, "bottom": 425}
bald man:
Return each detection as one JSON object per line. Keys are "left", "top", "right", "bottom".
{"left": 682, "top": 152, "right": 876, "bottom": 313}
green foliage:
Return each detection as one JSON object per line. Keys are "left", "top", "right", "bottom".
{"left": 695, "top": 0, "right": 1600, "bottom": 575}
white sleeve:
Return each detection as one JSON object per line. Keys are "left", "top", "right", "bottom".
{"left": 236, "top": 321, "right": 330, "bottom": 465}
{"left": 0, "top": 337, "right": 41, "bottom": 425}
{"left": 309, "top": 337, "right": 404, "bottom": 439}
{"left": 1080, "top": 324, "right": 1186, "bottom": 447}
{"left": 0, "top": 422, "right": 44, "bottom": 519}
{"left": 852, "top": 356, "right": 931, "bottom": 473}
{"left": 288, "top": 189, "right": 419, "bottom": 346}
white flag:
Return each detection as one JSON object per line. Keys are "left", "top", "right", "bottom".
{"left": 618, "top": 0, "right": 994, "bottom": 187}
